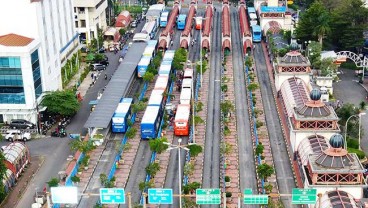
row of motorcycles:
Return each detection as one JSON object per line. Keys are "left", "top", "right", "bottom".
{"left": 41, "top": 116, "right": 71, "bottom": 137}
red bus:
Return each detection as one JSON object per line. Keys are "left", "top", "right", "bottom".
{"left": 195, "top": 17, "right": 203, "bottom": 30}
{"left": 174, "top": 104, "right": 191, "bottom": 136}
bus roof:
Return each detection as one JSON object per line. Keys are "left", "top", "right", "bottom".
{"left": 175, "top": 104, "right": 190, "bottom": 121}
{"left": 251, "top": 25, "right": 262, "bottom": 32}
{"left": 180, "top": 88, "right": 192, "bottom": 100}
{"left": 138, "top": 56, "right": 151, "bottom": 65}
{"left": 115, "top": 102, "right": 132, "bottom": 114}
{"left": 178, "top": 14, "right": 187, "bottom": 21}
{"left": 163, "top": 50, "right": 175, "bottom": 61}
{"left": 147, "top": 40, "right": 158, "bottom": 46}
{"left": 249, "top": 13, "right": 257, "bottom": 19}
{"left": 141, "top": 106, "right": 160, "bottom": 123}
{"left": 184, "top": 68, "right": 193, "bottom": 78}
{"left": 159, "top": 64, "right": 172, "bottom": 74}
{"left": 161, "top": 60, "right": 172, "bottom": 65}
{"left": 148, "top": 89, "right": 164, "bottom": 106}
{"left": 182, "top": 78, "right": 192, "bottom": 88}
{"left": 143, "top": 47, "right": 155, "bottom": 56}
{"left": 248, "top": 7, "right": 256, "bottom": 13}
{"left": 161, "top": 11, "right": 169, "bottom": 16}
{"left": 143, "top": 22, "right": 158, "bottom": 35}
{"left": 154, "top": 76, "right": 169, "bottom": 89}
{"left": 133, "top": 33, "right": 149, "bottom": 42}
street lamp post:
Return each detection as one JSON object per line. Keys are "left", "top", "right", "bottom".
{"left": 344, "top": 112, "right": 366, "bottom": 150}
{"left": 164, "top": 139, "right": 194, "bottom": 208}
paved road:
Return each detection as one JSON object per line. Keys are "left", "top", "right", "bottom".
{"left": 254, "top": 44, "right": 296, "bottom": 207}
{"left": 13, "top": 50, "right": 121, "bottom": 207}
{"left": 333, "top": 68, "right": 368, "bottom": 155}
{"left": 230, "top": 8, "right": 257, "bottom": 208}
{"left": 202, "top": 9, "right": 221, "bottom": 207}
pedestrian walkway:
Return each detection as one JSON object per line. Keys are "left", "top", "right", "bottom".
{"left": 221, "top": 55, "right": 240, "bottom": 207}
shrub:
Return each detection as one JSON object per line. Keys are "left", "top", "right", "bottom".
{"left": 255, "top": 143, "right": 264, "bottom": 156}
{"left": 225, "top": 176, "right": 230, "bottom": 182}
{"left": 226, "top": 192, "right": 232, "bottom": 198}
{"left": 256, "top": 120, "right": 264, "bottom": 128}
{"left": 145, "top": 162, "right": 160, "bottom": 177}
{"left": 71, "top": 176, "right": 80, "bottom": 183}
{"left": 347, "top": 148, "right": 365, "bottom": 159}
{"left": 347, "top": 138, "right": 359, "bottom": 149}
{"left": 125, "top": 127, "right": 137, "bottom": 139}
{"left": 188, "top": 144, "right": 203, "bottom": 157}
{"left": 47, "top": 178, "right": 60, "bottom": 187}
{"left": 149, "top": 138, "right": 169, "bottom": 154}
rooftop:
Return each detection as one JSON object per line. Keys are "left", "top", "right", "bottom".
{"left": 0, "top": 33, "right": 34, "bottom": 47}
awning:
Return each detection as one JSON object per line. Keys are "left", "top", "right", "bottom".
{"left": 244, "top": 39, "right": 252, "bottom": 53}
{"left": 180, "top": 39, "right": 188, "bottom": 49}
{"left": 202, "top": 39, "right": 210, "bottom": 50}
{"left": 158, "top": 39, "right": 167, "bottom": 50}
{"left": 222, "top": 39, "right": 231, "bottom": 51}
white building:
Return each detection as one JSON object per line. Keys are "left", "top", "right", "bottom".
{"left": 73, "top": 0, "right": 108, "bottom": 43}
{"left": 0, "top": 0, "right": 79, "bottom": 124}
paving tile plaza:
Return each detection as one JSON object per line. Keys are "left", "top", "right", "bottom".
{"left": 221, "top": 55, "right": 241, "bottom": 206}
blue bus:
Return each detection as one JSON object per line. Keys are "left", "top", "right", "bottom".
{"left": 137, "top": 56, "right": 152, "bottom": 77}
{"left": 141, "top": 106, "right": 162, "bottom": 139}
{"left": 177, "top": 14, "right": 187, "bottom": 30}
{"left": 160, "top": 11, "right": 169, "bottom": 27}
{"left": 111, "top": 98, "right": 133, "bottom": 133}
{"left": 251, "top": 25, "right": 262, "bottom": 42}
{"left": 247, "top": 7, "right": 258, "bottom": 26}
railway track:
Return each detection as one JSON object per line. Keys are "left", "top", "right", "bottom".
{"left": 202, "top": 9, "right": 221, "bottom": 207}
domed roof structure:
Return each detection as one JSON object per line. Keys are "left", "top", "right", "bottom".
{"left": 315, "top": 134, "right": 353, "bottom": 169}
{"left": 310, "top": 88, "right": 322, "bottom": 101}
{"left": 296, "top": 88, "right": 331, "bottom": 117}
{"left": 329, "top": 134, "right": 344, "bottom": 148}
{"left": 315, "top": 190, "right": 359, "bottom": 208}
{"left": 280, "top": 51, "right": 308, "bottom": 64}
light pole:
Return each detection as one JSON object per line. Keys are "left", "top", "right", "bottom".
{"left": 164, "top": 139, "right": 195, "bottom": 208}
{"left": 344, "top": 112, "right": 366, "bottom": 150}
{"left": 193, "top": 17, "right": 207, "bottom": 87}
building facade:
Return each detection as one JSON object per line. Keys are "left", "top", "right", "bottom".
{"left": 0, "top": 0, "right": 79, "bottom": 124}
{"left": 73, "top": 0, "right": 108, "bottom": 43}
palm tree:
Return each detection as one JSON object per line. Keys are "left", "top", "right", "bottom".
{"left": 313, "top": 12, "right": 331, "bottom": 46}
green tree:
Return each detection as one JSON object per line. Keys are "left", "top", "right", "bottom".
{"left": 0, "top": 153, "right": 7, "bottom": 201}
{"left": 247, "top": 83, "right": 259, "bottom": 92}
{"left": 220, "top": 100, "right": 235, "bottom": 117}
{"left": 139, "top": 181, "right": 154, "bottom": 192}
{"left": 143, "top": 72, "right": 155, "bottom": 82}
{"left": 188, "top": 144, "right": 203, "bottom": 157}
{"left": 119, "top": 28, "right": 126, "bottom": 36}
{"left": 307, "top": 41, "right": 322, "bottom": 68}
{"left": 220, "top": 142, "right": 232, "bottom": 156}
{"left": 319, "top": 58, "right": 338, "bottom": 76}
{"left": 335, "top": 103, "right": 359, "bottom": 125}
{"left": 295, "top": 1, "right": 330, "bottom": 45}
{"left": 257, "top": 163, "right": 274, "bottom": 181}
{"left": 132, "top": 101, "right": 147, "bottom": 113}
{"left": 172, "top": 48, "right": 187, "bottom": 70}
{"left": 70, "top": 139, "right": 96, "bottom": 154}
{"left": 182, "top": 182, "right": 201, "bottom": 194}
{"left": 149, "top": 137, "right": 169, "bottom": 153}
{"left": 328, "top": 0, "right": 368, "bottom": 50}
{"left": 47, "top": 177, "right": 60, "bottom": 187}
{"left": 255, "top": 143, "right": 264, "bottom": 156}
{"left": 41, "top": 90, "right": 80, "bottom": 116}
{"left": 194, "top": 115, "right": 204, "bottom": 125}
{"left": 145, "top": 162, "right": 160, "bottom": 177}
{"left": 125, "top": 127, "right": 137, "bottom": 139}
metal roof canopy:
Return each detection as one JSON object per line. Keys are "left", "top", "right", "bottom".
{"left": 84, "top": 42, "right": 147, "bottom": 128}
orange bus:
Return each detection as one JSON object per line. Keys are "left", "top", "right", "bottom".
{"left": 174, "top": 104, "right": 191, "bottom": 136}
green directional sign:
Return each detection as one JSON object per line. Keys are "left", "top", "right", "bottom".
{"left": 244, "top": 189, "right": 253, "bottom": 195}
{"left": 292, "top": 188, "right": 317, "bottom": 204}
{"left": 196, "top": 189, "right": 221, "bottom": 204}
{"left": 244, "top": 195, "right": 268, "bottom": 204}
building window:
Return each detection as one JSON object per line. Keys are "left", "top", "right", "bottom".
{"left": 75, "top": 21, "right": 79, "bottom": 28}
{"left": 31, "top": 50, "right": 43, "bottom": 98}
{"left": 81, "top": 20, "right": 86, "bottom": 27}
{"left": 0, "top": 57, "right": 25, "bottom": 104}
{"left": 74, "top": 7, "right": 76, "bottom": 13}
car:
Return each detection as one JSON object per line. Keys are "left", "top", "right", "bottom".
{"left": 90, "top": 63, "right": 106, "bottom": 71}
{"left": 97, "top": 60, "right": 109, "bottom": 66}
{"left": 5, "top": 130, "right": 31, "bottom": 142}
{"left": 9, "top": 119, "right": 35, "bottom": 129}
{"left": 131, "top": 20, "right": 137, "bottom": 28}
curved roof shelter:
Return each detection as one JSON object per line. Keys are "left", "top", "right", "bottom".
{"left": 297, "top": 135, "right": 328, "bottom": 166}
{"left": 2, "top": 142, "right": 28, "bottom": 164}
{"left": 280, "top": 77, "right": 309, "bottom": 117}
{"left": 315, "top": 190, "right": 359, "bottom": 208}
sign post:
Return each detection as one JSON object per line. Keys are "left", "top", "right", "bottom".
{"left": 100, "top": 188, "right": 125, "bottom": 204}
{"left": 148, "top": 188, "right": 173, "bottom": 204}
{"left": 196, "top": 189, "right": 221, "bottom": 204}
{"left": 292, "top": 188, "right": 317, "bottom": 204}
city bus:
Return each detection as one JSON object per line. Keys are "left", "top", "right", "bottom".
{"left": 177, "top": 14, "right": 187, "bottom": 30}
{"left": 154, "top": 75, "right": 169, "bottom": 92}
{"left": 141, "top": 21, "right": 158, "bottom": 39}
{"left": 137, "top": 56, "right": 152, "bottom": 77}
{"left": 184, "top": 68, "right": 194, "bottom": 79}
{"left": 247, "top": 7, "right": 258, "bottom": 26}
{"left": 163, "top": 50, "right": 175, "bottom": 62}
{"left": 180, "top": 88, "right": 192, "bottom": 105}
{"left": 251, "top": 25, "right": 262, "bottom": 42}
{"left": 160, "top": 11, "right": 169, "bottom": 27}
{"left": 111, "top": 98, "right": 133, "bottom": 133}
{"left": 174, "top": 104, "right": 191, "bottom": 136}
{"left": 141, "top": 106, "right": 162, "bottom": 139}
{"left": 158, "top": 63, "right": 172, "bottom": 76}
{"left": 194, "top": 17, "right": 202, "bottom": 30}
{"left": 148, "top": 89, "right": 165, "bottom": 112}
